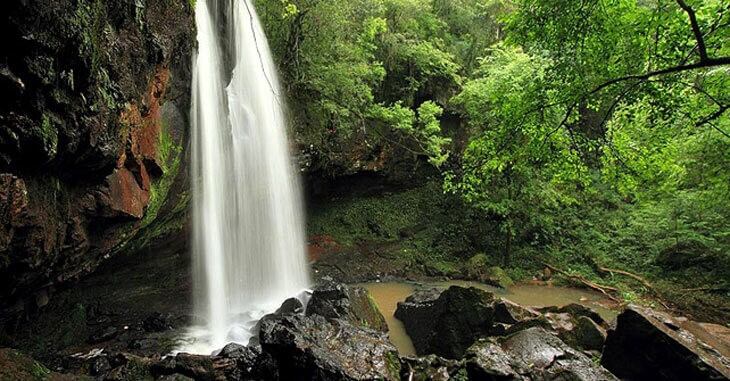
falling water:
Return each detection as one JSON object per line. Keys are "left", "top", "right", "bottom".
{"left": 185, "top": 0, "right": 310, "bottom": 354}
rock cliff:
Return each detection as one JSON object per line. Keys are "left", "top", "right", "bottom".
{"left": 0, "top": 0, "right": 194, "bottom": 320}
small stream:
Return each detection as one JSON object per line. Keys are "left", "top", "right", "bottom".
{"left": 360, "top": 281, "right": 619, "bottom": 356}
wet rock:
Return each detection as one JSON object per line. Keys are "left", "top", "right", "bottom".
{"left": 464, "top": 328, "right": 616, "bottom": 381}
{"left": 215, "top": 343, "right": 275, "bottom": 381}
{"left": 504, "top": 327, "right": 617, "bottom": 380}
{"left": 523, "top": 304, "right": 609, "bottom": 351}
{"left": 400, "top": 355, "right": 464, "bottom": 381}
{"left": 601, "top": 304, "right": 730, "bottom": 380}
{"left": 466, "top": 328, "right": 617, "bottom": 380}
{"left": 259, "top": 314, "right": 401, "bottom": 380}
{"left": 275, "top": 297, "right": 304, "bottom": 315}
{"left": 217, "top": 343, "right": 249, "bottom": 359}
{"left": 464, "top": 339, "right": 519, "bottom": 380}
{"left": 306, "top": 278, "right": 388, "bottom": 332}
{"left": 395, "top": 286, "right": 495, "bottom": 359}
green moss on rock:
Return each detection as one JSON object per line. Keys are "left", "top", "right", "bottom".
{"left": 39, "top": 114, "right": 58, "bottom": 160}
{"left": 485, "top": 266, "right": 514, "bottom": 288}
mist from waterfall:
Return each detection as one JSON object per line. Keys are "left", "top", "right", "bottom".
{"left": 184, "top": 0, "right": 310, "bottom": 354}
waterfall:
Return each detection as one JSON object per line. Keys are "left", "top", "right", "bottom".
{"left": 185, "top": 0, "right": 310, "bottom": 354}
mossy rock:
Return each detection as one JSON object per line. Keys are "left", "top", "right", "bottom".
{"left": 484, "top": 266, "right": 514, "bottom": 288}
{"left": 464, "top": 253, "right": 490, "bottom": 279}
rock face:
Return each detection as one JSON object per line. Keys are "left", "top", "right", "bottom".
{"left": 0, "top": 0, "right": 194, "bottom": 320}
{"left": 395, "top": 286, "right": 495, "bottom": 359}
{"left": 601, "top": 304, "right": 730, "bottom": 380}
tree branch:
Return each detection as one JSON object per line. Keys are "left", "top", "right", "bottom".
{"left": 676, "top": 0, "right": 708, "bottom": 61}
{"left": 696, "top": 105, "right": 730, "bottom": 139}
{"left": 590, "top": 57, "right": 730, "bottom": 95}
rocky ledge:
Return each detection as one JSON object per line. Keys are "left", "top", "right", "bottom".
{"left": 2, "top": 283, "right": 730, "bottom": 380}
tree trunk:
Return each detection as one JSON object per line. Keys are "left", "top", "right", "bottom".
{"left": 504, "top": 230, "right": 511, "bottom": 267}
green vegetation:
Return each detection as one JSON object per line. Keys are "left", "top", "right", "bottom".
{"left": 39, "top": 114, "right": 58, "bottom": 160}
{"left": 265, "top": 0, "right": 730, "bottom": 319}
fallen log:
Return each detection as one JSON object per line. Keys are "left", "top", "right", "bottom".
{"left": 596, "top": 266, "right": 653, "bottom": 290}
{"left": 543, "top": 263, "right": 621, "bottom": 302}
{"left": 594, "top": 265, "right": 670, "bottom": 309}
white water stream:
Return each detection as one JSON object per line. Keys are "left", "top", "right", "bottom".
{"left": 183, "top": 0, "right": 310, "bottom": 354}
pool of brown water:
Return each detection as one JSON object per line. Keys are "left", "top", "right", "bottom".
{"left": 359, "top": 280, "right": 619, "bottom": 356}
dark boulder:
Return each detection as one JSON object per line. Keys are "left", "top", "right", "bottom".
{"left": 601, "top": 304, "right": 730, "bottom": 380}
{"left": 395, "top": 286, "right": 495, "bottom": 359}
{"left": 306, "top": 278, "right": 388, "bottom": 332}
{"left": 259, "top": 313, "right": 401, "bottom": 380}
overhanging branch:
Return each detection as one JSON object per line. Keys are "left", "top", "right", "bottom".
{"left": 676, "top": 0, "right": 708, "bottom": 61}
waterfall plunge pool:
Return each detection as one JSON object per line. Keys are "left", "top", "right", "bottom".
{"left": 359, "top": 280, "right": 620, "bottom": 357}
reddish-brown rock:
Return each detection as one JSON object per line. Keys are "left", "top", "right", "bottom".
{"left": 101, "top": 168, "right": 150, "bottom": 219}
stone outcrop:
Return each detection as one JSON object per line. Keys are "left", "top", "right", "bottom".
{"left": 0, "top": 0, "right": 194, "bottom": 321}
{"left": 601, "top": 304, "right": 730, "bottom": 380}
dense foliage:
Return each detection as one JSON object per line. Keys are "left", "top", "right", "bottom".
{"left": 256, "top": 0, "right": 730, "bottom": 311}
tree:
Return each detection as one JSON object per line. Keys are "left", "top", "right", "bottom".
{"left": 447, "top": 46, "right": 586, "bottom": 265}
